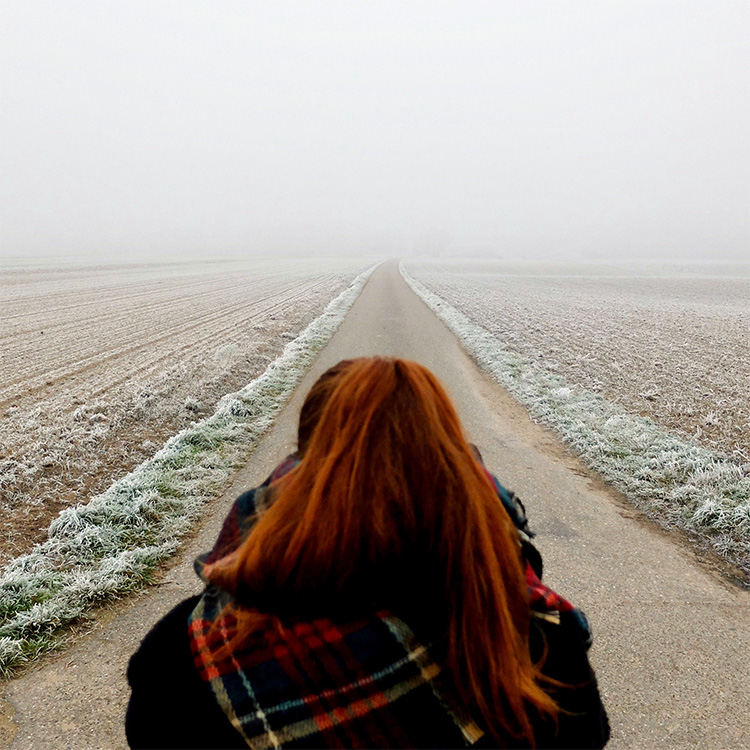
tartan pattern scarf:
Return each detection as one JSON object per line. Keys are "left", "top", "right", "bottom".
{"left": 189, "top": 588, "right": 485, "bottom": 749}
{"left": 189, "top": 458, "right": 584, "bottom": 748}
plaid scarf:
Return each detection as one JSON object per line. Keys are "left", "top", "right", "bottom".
{"left": 189, "top": 589, "right": 484, "bottom": 748}
{"left": 189, "top": 460, "right": 585, "bottom": 748}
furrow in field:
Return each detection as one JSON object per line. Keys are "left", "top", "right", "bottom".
{"left": 1, "top": 274, "right": 337, "bottom": 437}
{"left": 0, "top": 259, "right": 367, "bottom": 562}
{"left": 0, "top": 275, "right": 336, "bottom": 406}
{"left": 0, "top": 266, "right": 310, "bottom": 334}
{"left": 81, "top": 276, "right": 335, "bottom": 400}
{"left": 0, "top": 273, "right": 283, "bottom": 359}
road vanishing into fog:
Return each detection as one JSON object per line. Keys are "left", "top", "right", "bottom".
{"left": 2, "top": 259, "right": 749, "bottom": 749}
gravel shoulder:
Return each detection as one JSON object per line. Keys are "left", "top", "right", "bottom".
{"left": 2, "top": 259, "right": 749, "bottom": 749}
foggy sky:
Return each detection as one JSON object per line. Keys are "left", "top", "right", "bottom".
{"left": 1, "top": 1, "right": 748, "bottom": 263}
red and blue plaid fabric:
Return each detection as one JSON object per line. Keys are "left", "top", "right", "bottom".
{"left": 189, "top": 588, "right": 484, "bottom": 748}
{"left": 196, "top": 458, "right": 298, "bottom": 574}
{"left": 525, "top": 565, "right": 574, "bottom": 615}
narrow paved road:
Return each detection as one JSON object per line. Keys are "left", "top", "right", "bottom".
{"left": 2, "top": 260, "right": 748, "bottom": 748}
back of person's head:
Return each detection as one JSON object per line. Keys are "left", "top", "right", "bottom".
{"left": 296, "top": 358, "right": 355, "bottom": 456}
{"left": 207, "top": 356, "right": 558, "bottom": 743}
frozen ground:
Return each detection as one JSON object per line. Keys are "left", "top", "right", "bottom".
{"left": 406, "top": 260, "right": 749, "bottom": 460}
{"left": 0, "top": 258, "right": 370, "bottom": 562}
{"left": 403, "top": 260, "right": 750, "bottom": 573}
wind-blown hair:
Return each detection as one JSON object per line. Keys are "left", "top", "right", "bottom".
{"left": 205, "top": 357, "right": 559, "bottom": 744}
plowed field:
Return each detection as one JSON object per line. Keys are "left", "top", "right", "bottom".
{"left": 0, "top": 258, "right": 367, "bottom": 562}
{"left": 406, "top": 261, "right": 749, "bottom": 460}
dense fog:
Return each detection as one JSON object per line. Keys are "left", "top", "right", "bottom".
{"left": 1, "top": 1, "right": 748, "bottom": 264}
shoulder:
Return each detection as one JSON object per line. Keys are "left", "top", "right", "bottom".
{"left": 224, "top": 485, "right": 271, "bottom": 531}
{"left": 126, "top": 596, "right": 246, "bottom": 749}
{"left": 196, "top": 484, "right": 274, "bottom": 575}
{"left": 531, "top": 610, "right": 594, "bottom": 677}
{"left": 127, "top": 596, "right": 199, "bottom": 680}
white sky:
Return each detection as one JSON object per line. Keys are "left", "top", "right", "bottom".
{"left": 1, "top": 0, "right": 748, "bottom": 262}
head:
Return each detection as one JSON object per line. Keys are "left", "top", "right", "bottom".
{"left": 296, "top": 359, "right": 355, "bottom": 456}
{"left": 207, "top": 357, "right": 558, "bottom": 743}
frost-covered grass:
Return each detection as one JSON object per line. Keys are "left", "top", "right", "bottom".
{"left": 0, "top": 264, "right": 377, "bottom": 677}
{"left": 401, "top": 262, "right": 750, "bottom": 574}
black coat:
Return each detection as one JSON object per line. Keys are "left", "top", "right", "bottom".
{"left": 126, "top": 595, "right": 609, "bottom": 749}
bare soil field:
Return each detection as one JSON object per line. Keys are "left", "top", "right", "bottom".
{"left": 0, "top": 257, "right": 368, "bottom": 563}
{"left": 406, "top": 260, "right": 749, "bottom": 461}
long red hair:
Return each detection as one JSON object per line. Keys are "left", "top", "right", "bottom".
{"left": 206, "top": 357, "right": 558, "bottom": 744}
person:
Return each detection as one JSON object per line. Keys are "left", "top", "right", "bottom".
{"left": 204, "top": 360, "right": 545, "bottom": 581}
{"left": 126, "top": 357, "right": 609, "bottom": 749}
{"left": 200, "top": 359, "right": 588, "bottom": 646}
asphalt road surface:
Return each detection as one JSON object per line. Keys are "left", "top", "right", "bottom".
{"left": 2, "top": 259, "right": 748, "bottom": 749}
